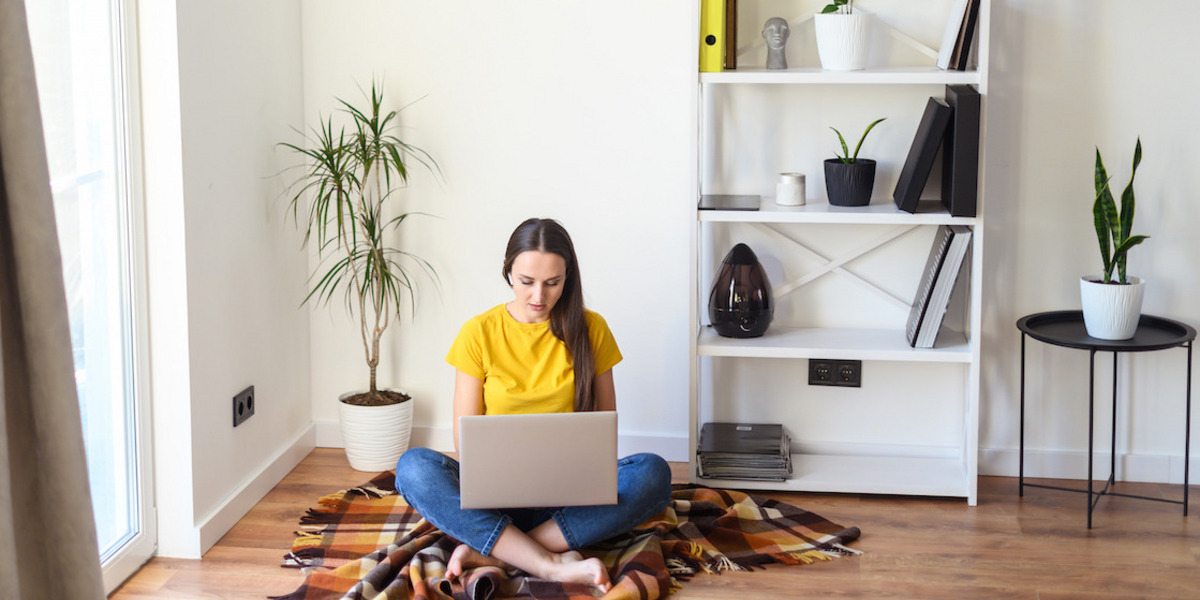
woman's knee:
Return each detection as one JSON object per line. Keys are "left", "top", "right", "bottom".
{"left": 621, "top": 452, "right": 673, "bottom": 507}
{"left": 394, "top": 446, "right": 447, "bottom": 494}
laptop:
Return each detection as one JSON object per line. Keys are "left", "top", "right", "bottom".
{"left": 458, "top": 411, "right": 618, "bottom": 509}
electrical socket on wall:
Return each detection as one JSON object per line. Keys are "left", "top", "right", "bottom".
{"left": 233, "top": 385, "right": 255, "bottom": 427}
{"left": 808, "top": 359, "right": 862, "bottom": 388}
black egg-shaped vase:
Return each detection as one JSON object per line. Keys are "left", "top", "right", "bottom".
{"left": 708, "top": 243, "right": 774, "bottom": 338}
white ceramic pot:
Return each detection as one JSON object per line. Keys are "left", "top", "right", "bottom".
{"left": 814, "top": 12, "right": 870, "bottom": 71}
{"left": 338, "top": 390, "right": 414, "bottom": 472}
{"left": 1080, "top": 276, "right": 1145, "bottom": 340}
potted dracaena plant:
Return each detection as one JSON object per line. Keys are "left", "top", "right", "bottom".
{"left": 281, "top": 82, "right": 440, "bottom": 471}
{"left": 1080, "top": 138, "right": 1148, "bottom": 340}
{"left": 814, "top": 0, "right": 871, "bottom": 70}
{"left": 824, "top": 117, "right": 885, "bottom": 207}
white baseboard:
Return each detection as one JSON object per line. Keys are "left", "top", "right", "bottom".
{"left": 314, "top": 421, "right": 1198, "bottom": 486}
{"left": 314, "top": 420, "right": 691, "bottom": 462}
{"left": 980, "top": 447, "right": 1197, "bottom": 484}
{"left": 194, "top": 424, "right": 316, "bottom": 555}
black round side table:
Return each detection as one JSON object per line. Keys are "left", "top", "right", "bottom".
{"left": 1016, "top": 310, "right": 1195, "bottom": 528}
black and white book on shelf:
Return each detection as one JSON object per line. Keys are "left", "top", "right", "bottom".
{"left": 936, "top": 0, "right": 980, "bottom": 71}
{"left": 906, "top": 225, "right": 972, "bottom": 348}
{"left": 697, "top": 422, "right": 791, "bottom": 481}
{"left": 893, "top": 97, "right": 953, "bottom": 214}
{"left": 942, "top": 84, "right": 980, "bottom": 217}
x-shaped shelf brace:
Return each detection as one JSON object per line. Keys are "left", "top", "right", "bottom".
{"left": 750, "top": 222, "right": 917, "bottom": 314}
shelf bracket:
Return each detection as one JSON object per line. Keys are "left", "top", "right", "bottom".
{"left": 751, "top": 222, "right": 915, "bottom": 313}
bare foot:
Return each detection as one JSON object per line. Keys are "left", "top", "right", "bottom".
{"left": 446, "top": 544, "right": 510, "bottom": 579}
{"left": 544, "top": 551, "right": 611, "bottom": 593}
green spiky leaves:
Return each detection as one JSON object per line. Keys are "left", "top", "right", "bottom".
{"left": 279, "top": 82, "right": 440, "bottom": 396}
{"left": 830, "top": 117, "right": 885, "bottom": 164}
{"left": 1092, "top": 138, "right": 1147, "bottom": 284}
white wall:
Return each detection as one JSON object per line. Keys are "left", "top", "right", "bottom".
{"left": 981, "top": 0, "right": 1200, "bottom": 482}
{"left": 296, "top": 0, "right": 1200, "bottom": 482}
{"left": 140, "top": 0, "right": 312, "bottom": 558}
{"left": 299, "top": 0, "right": 696, "bottom": 458}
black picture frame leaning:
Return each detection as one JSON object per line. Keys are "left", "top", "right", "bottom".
{"left": 893, "top": 97, "right": 952, "bottom": 214}
{"left": 942, "top": 84, "right": 980, "bottom": 217}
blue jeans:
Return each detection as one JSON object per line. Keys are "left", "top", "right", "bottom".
{"left": 394, "top": 447, "right": 672, "bottom": 556}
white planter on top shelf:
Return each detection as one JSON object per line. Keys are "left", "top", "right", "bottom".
{"left": 1080, "top": 276, "right": 1145, "bottom": 340}
{"left": 814, "top": 12, "right": 870, "bottom": 71}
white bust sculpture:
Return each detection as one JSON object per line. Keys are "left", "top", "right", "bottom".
{"left": 763, "top": 17, "right": 790, "bottom": 70}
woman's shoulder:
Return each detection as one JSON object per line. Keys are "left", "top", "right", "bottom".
{"left": 583, "top": 308, "right": 613, "bottom": 334}
{"left": 583, "top": 307, "right": 607, "bottom": 324}
{"left": 459, "top": 304, "right": 508, "bottom": 331}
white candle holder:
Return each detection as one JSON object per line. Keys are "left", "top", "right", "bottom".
{"left": 775, "top": 172, "right": 806, "bottom": 206}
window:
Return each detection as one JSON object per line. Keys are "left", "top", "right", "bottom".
{"left": 26, "top": 0, "right": 153, "bottom": 591}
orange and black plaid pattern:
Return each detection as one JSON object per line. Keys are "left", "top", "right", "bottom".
{"left": 274, "top": 474, "right": 860, "bottom": 600}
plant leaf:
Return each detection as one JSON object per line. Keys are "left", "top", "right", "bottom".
{"left": 850, "top": 117, "right": 885, "bottom": 162}
{"left": 1093, "top": 148, "right": 1118, "bottom": 280}
{"left": 830, "top": 127, "right": 851, "bottom": 163}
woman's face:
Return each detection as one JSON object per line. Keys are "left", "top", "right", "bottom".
{"left": 507, "top": 250, "right": 568, "bottom": 324}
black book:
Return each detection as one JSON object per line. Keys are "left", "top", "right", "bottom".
{"left": 723, "top": 0, "right": 738, "bottom": 70}
{"left": 951, "top": 0, "right": 981, "bottom": 70}
{"left": 698, "top": 422, "right": 785, "bottom": 455}
{"left": 906, "top": 225, "right": 972, "bottom": 348}
{"left": 907, "top": 226, "right": 953, "bottom": 347}
{"left": 893, "top": 98, "right": 952, "bottom": 214}
{"left": 942, "top": 84, "right": 980, "bottom": 217}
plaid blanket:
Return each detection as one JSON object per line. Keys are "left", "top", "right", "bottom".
{"left": 274, "top": 472, "right": 860, "bottom": 600}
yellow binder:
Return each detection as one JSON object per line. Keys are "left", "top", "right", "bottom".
{"left": 699, "top": 0, "right": 724, "bottom": 72}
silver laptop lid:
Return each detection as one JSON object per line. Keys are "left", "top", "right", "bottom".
{"left": 458, "top": 411, "right": 618, "bottom": 510}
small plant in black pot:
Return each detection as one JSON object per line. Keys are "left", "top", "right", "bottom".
{"left": 824, "top": 117, "right": 885, "bottom": 206}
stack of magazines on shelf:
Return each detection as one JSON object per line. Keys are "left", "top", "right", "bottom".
{"left": 697, "top": 422, "right": 792, "bottom": 481}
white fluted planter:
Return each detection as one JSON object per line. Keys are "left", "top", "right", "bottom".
{"left": 814, "top": 12, "right": 870, "bottom": 71}
{"left": 1080, "top": 276, "right": 1145, "bottom": 340}
{"left": 338, "top": 391, "right": 413, "bottom": 472}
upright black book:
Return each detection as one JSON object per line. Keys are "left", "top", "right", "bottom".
{"left": 951, "top": 0, "right": 981, "bottom": 70}
{"left": 723, "top": 0, "right": 738, "bottom": 70}
{"left": 942, "top": 84, "right": 980, "bottom": 217}
{"left": 893, "top": 98, "right": 952, "bottom": 213}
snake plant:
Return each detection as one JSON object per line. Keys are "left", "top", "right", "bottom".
{"left": 1092, "top": 138, "right": 1147, "bottom": 284}
{"left": 830, "top": 118, "right": 885, "bottom": 164}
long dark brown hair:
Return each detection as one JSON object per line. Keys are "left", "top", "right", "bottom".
{"left": 502, "top": 218, "right": 596, "bottom": 412}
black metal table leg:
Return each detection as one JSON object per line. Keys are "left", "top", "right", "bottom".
{"left": 1187, "top": 342, "right": 1193, "bottom": 517}
{"left": 1110, "top": 352, "right": 1118, "bottom": 496}
{"left": 1088, "top": 348, "right": 1096, "bottom": 529}
{"left": 1020, "top": 333, "right": 1026, "bottom": 497}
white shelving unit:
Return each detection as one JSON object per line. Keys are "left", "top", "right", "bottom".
{"left": 688, "top": 0, "right": 989, "bottom": 505}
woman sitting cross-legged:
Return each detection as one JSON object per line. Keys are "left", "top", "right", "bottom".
{"left": 394, "top": 218, "right": 672, "bottom": 593}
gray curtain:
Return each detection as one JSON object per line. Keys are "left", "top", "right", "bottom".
{"left": 0, "top": 0, "right": 107, "bottom": 598}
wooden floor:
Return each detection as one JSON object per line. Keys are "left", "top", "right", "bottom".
{"left": 111, "top": 448, "right": 1200, "bottom": 599}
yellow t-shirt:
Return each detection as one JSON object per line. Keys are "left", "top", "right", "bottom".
{"left": 446, "top": 304, "right": 622, "bottom": 414}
